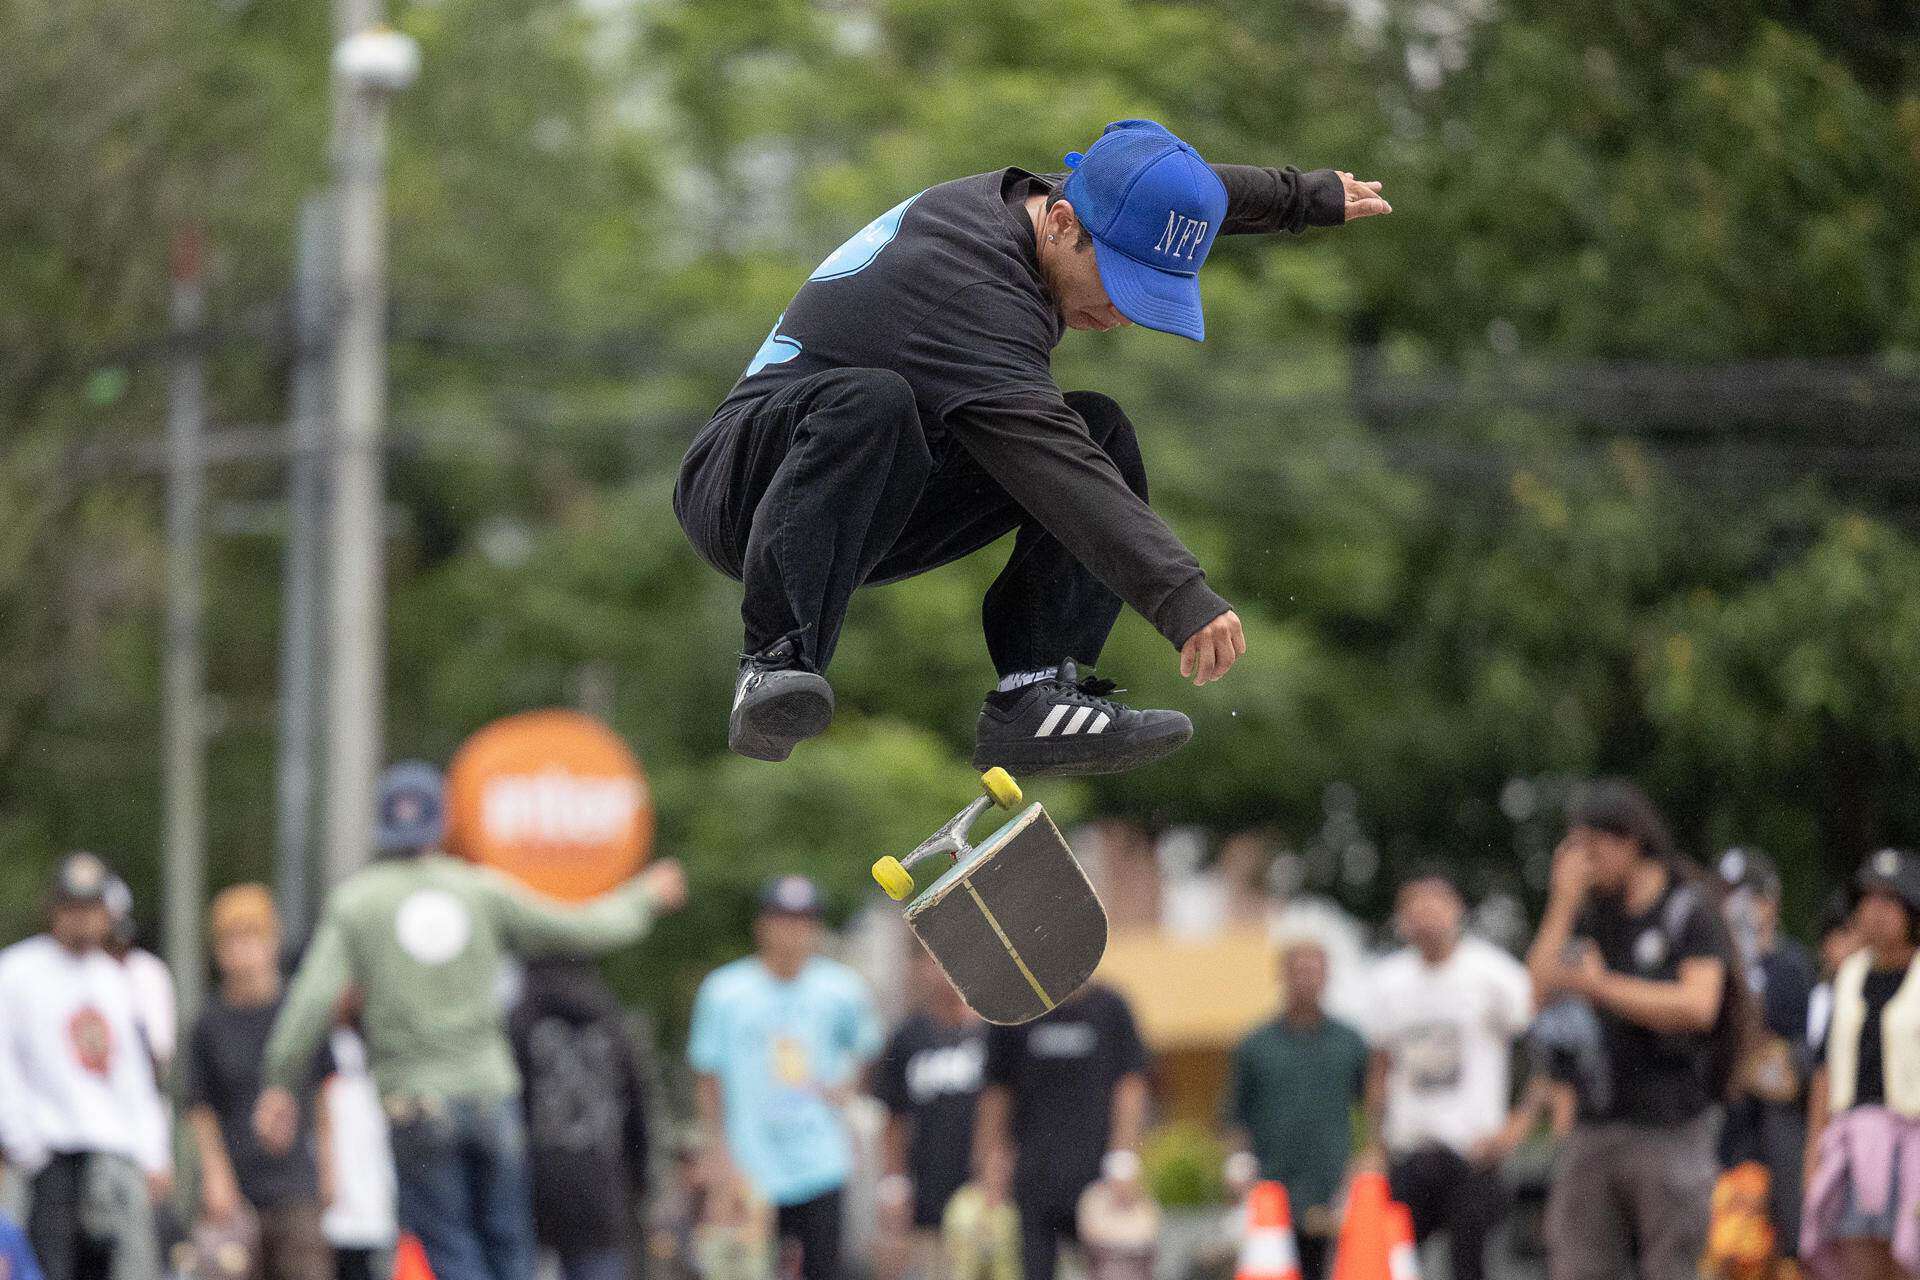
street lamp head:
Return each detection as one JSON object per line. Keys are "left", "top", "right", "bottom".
{"left": 334, "top": 26, "right": 421, "bottom": 94}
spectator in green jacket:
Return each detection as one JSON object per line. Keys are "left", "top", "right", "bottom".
{"left": 1224, "top": 935, "right": 1369, "bottom": 1280}
{"left": 256, "top": 761, "right": 686, "bottom": 1280}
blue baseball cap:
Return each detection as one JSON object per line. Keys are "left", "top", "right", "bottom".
{"left": 1061, "top": 120, "right": 1229, "bottom": 342}
{"left": 377, "top": 760, "right": 446, "bottom": 853}
{"left": 757, "top": 874, "right": 824, "bottom": 917}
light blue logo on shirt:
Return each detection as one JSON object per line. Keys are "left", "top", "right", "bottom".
{"left": 745, "top": 315, "right": 804, "bottom": 377}
{"left": 808, "top": 192, "right": 922, "bottom": 281}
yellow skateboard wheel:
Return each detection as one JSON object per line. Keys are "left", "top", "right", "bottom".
{"left": 981, "top": 767, "right": 1022, "bottom": 809}
{"left": 872, "top": 856, "right": 915, "bottom": 901}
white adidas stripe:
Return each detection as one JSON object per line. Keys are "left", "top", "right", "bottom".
{"left": 1036, "top": 704, "right": 1117, "bottom": 737}
{"left": 1034, "top": 705, "right": 1070, "bottom": 737}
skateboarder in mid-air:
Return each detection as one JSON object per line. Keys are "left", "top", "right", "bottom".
{"left": 675, "top": 119, "right": 1390, "bottom": 776}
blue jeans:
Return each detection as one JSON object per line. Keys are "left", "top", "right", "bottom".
{"left": 389, "top": 1097, "right": 536, "bottom": 1280}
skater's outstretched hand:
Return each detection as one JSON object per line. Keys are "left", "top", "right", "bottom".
{"left": 1180, "top": 610, "right": 1245, "bottom": 686}
{"left": 1337, "top": 172, "right": 1392, "bottom": 221}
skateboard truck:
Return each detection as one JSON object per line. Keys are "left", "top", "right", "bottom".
{"left": 873, "top": 768, "right": 1023, "bottom": 900}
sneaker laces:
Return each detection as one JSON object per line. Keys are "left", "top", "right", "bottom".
{"left": 739, "top": 638, "right": 817, "bottom": 673}
{"left": 1051, "top": 668, "right": 1126, "bottom": 712}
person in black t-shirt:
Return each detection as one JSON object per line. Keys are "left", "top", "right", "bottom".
{"left": 870, "top": 951, "right": 986, "bottom": 1280}
{"left": 1802, "top": 848, "right": 1920, "bottom": 1278}
{"left": 972, "top": 982, "right": 1150, "bottom": 1280}
{"left": 1526, "top": 780, "right": 1736, "bottom": 1280}
{"left": 184, "top": 885, "right": 334, "bottom": 1280}
{"left": 508, "top": 956, "right": 651, "bottom": 1280}
{"left": 675, "top": 118, "right": 1389, "bottom": 775}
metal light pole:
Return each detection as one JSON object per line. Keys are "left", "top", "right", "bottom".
{"left": 164, "top": 228, "right": 209, "bottom": 1020}
{"left": 323, "top": 16, "right": 417, "bottom": 889}
{"left": 274, "top": 199, "right": 334, "bottom": 940}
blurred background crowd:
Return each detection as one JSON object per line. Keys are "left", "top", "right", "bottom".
{"left": 2, "top": 764, "right": 1915, "bottom": 1280}
{"left": 7, "top": 0, "right": 1920, "bottom": 1276}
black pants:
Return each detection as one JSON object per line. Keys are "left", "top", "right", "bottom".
{"left": 1296, "top": 1233, "right": 1330, "bottom": 1280}
{"left": 1390, "top": 1146, "right": 1510, "bottom": 1280}
{"left": 774, "top": 1188, "right": 842, "bottom": 1280}
{"left": 674, "top": 368, "right": 1148, "bottom": 676}
{"left": 334, "top": 1247, "right": 380, "bottom": 1280}
{"left": 28, "top": 1154, "right": 114, "bottom": 1280}
{"left": 1014, "top": 1193, "right": 1081, "bottom": 1280}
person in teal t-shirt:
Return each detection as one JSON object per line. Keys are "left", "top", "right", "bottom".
{"left": 689, "top": 876, "right": 881, "bottom": 1280}
{"left": 1225, "top": 936, "right": 1369, "bottom": 1280}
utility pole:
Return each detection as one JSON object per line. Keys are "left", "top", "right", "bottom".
{"left": 323, "top": 11, "right": 417, "bottom": 888}
{"left": 164, "top": 228, "right": 209, "bottom": 1020}
{"left": 274, "top": 199, "right": 333, "bottom": 940}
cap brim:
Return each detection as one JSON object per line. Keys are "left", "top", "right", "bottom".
{"left": 1091, "top": 238, "right": 1206, "bottom": 342}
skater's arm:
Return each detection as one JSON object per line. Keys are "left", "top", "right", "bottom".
{"left": 1211, "top": 164, "right": 1385, "bottom": 234}
{"left": 487, "top": 859, "right": 686, "bottom": 957}
{"left": 945, "top": 389, "right": 1233, "bottom": 652}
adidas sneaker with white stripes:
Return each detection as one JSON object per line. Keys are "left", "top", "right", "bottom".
{"left": 970, "top": 660, "right": 1192, "bottom": 778}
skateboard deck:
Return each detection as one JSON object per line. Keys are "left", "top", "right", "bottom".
{"left": 901, "top": 801, "right": 1108, "bottom": 1025}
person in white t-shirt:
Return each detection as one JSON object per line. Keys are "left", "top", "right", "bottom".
{"left": 1361, "top": 868, "right": 1532, "bottom": 1280}
{"left": 0, "top": 852, "right": 173, "bottom": 1280}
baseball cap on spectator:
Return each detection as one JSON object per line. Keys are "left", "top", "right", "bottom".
{"left": 50, "top": 851, "right": 113, "bottom": 904}
{"left": 1717, "top": 847, "right": 1781, "bottom": 900}
{"left": 1060, "top": 119, "right": 1229, "bottom": 342}
{"left": 210, "top": 883, "right": 279, "bottom": 939}
{"left": 758, "top": 874, "right": 824, "bottom": 918}
{"left": 1854, "top": 847, "right": 1920, "bottom": 915}
{"left": 377, "top": 760, "right": 446, "bottom": 854}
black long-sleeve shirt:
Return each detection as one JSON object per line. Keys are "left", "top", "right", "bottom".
{"left": 711, "top": 161, "right": 1346, "bottom": 648}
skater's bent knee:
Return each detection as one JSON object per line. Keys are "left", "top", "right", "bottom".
{"left": 1063, "top": 390, "right": 1146, "bottom": 496}
{"left": 829, "top": 367, "right": 919, "bottom": 422}
{"left": 1063, "top": 389, "right": 1128, "bottom": 429}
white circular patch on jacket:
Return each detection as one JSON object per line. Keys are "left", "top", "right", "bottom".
{"left": 395, "top": 890, "right": 471, "bottom": 966}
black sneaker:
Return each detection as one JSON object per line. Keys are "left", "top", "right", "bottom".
{"left": 970, "top": 661, "right": 1192, "bottom": 778}
{"left": 728, "top": 639, "right": 834, "bottom": 762}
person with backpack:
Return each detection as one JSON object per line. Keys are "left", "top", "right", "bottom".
{"left": 1801, "top": 848, "right": 1920, "bottom": 1280}
{"left": 1526, "top": 779, "right": 1744, "bottom": 1280}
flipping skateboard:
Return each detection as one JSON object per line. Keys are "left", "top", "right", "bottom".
{"left": 872, "top": 769, "right": 1108, "bottom": 1025}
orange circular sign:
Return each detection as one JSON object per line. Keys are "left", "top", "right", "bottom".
{"left": 444, "top": 709, "right": 654, "bottom": 902}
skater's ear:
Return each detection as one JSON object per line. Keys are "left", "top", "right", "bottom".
{"left": 1043, "top": 191, "right": 1094, "bottom": 250}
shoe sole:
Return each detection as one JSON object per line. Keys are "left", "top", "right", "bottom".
{"left": 970, "top": 718, "right": 1193, "bottom": 778}
{"left": 729, "top": 680, "right": 835, "bottom": 762}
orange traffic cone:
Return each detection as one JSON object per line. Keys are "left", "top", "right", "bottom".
{"left": 393, "top": 1234, "right": 436, "bottom": 1280}
{"left": 1386, "top": 1203, "right": 1420, "bottom": 1280}
{"left": 1331, "top": 1171, "right": 1392, "bottom": 1280}
{"left": 1236, "top": 1181, "right": 1303, "bottom": 1280}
